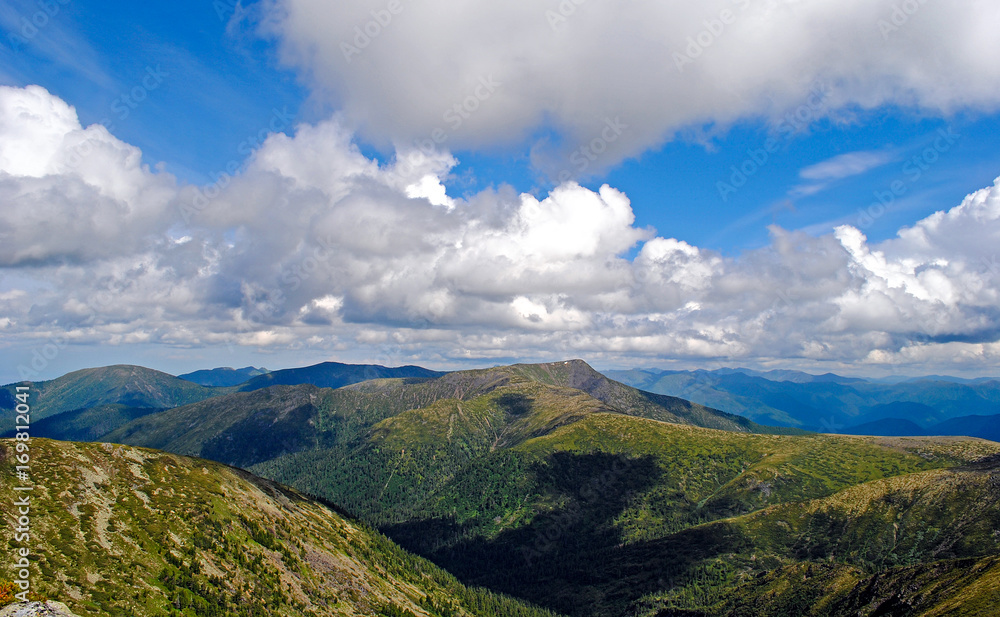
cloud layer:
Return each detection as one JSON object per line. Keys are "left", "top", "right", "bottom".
{"left": 2, "top": 85, "right": 999, "bottom": 377}
{"left": 259, "top": 0, "right": 1000, "bottom": 176}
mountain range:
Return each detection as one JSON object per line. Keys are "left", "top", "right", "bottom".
{"left": 176, "top": 366, "right": 269, "bottom": 387}
{"left": 606, "top": 367, "right": 1000, "bottom": 440}
{"left": 2, "top": 359, "right": 999, "bottom": 616}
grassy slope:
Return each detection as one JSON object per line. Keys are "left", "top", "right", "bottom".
{"left": 0, "top": 438, "right": 560, "bottom": 617}
{"left": 630, "top": 453, "right": 1000, "bottom": 616}
{"left": 56, "top": 361, "right": 1000, "bottom": 615}
{"left": 22, "top": 405, "right": 162, "bottom": 442}
{"left": 177, "top": 367, "right": 268, "bottom": 387}
{"left": 105, "top": 361, "right": 796, "bottom": 471}
{"left": 511, "top": 362, "right": 798, "bottom": 434}
{"left": 1, "top": 366, "right": 230, "bottom": 431}
{"left": 254, "top": 398, "right": 1000, "bottom": 617}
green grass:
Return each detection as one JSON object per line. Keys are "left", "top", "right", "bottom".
{"left": 0, "top": 438, "right": 563, "bottom": 617}
{"left": 30, "top": 360, "right": 1000, "bottom": 616}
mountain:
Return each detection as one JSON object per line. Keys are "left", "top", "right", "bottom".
{"left": 841, "top": 417, "right": 928, "bottom": 437}
{"left": 606, "top": 368, "right": 1000, "bottom": 436}
{"left": 931, "top": 414, "right": 1000, "bottom": 442}
{"left": 0, "top": 438, "right": 559, "bottom": 617}
{"left": 0, "top": 365, "right": 230, "bottom": 434}
{"left": 102, "top": 360, "right": 796, "bottom": 469}
{"left": 238, "top": 361, "right": 447, "bottom": 391}
{"left": 250, "top": 409, "right": 1000, "bottom": 617}
{"left": 94, "top": 359, "right": 1000, "bottom": 616}
{"left": 177, "top": 366, "right": 269, "bottom": 387}
{"left": 632, "top": 448, "right": 1000, "bottom": 616}
{"left": 16, "top": 404, "right": 163, "bottom": 442}
{"left": 860, "top": 400, "right": 942, "bottom": 425}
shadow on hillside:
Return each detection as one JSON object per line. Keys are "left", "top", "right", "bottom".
{"left": 383, "top": 451, "right": 747, "bottom": 617}
{"left": 201, "top": 402, "right": 320, "bottom": 467}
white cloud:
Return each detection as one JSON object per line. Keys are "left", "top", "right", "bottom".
{"left": 799, "top": 150, "right": 897, "bottom": 181}
{"left": 258, "top": 0, "right": 1000, "bottom": 175}
{"left": 2, "top": 86, "right": 1000, "bottom": 379}
{"left": 790, "top": 149, "right": 898, "bottom": 198}
{"left": 0, "top": 85, "right": 178, "bottom": 266}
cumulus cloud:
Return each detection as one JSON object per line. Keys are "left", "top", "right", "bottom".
{"left": 2, "top": 85, "right": 1000, "bottom": 379}
{"left": 0, "top": 85, "right": 178, "bottom": 266}
{"left": 257, "top": 0, "right": 1000, "bottom": 176}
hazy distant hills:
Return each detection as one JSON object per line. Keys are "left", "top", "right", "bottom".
{"left": 0, "top": 438, "right": 557, "bottom": 617}
{"left": 606, "top": 367, "right": 1000, "bottom": 439}
{"left": 235, "top": 361, "right": 447, "bottom": 391}
{"left": 176, "top": 365, "right": 269, "bottom": 387}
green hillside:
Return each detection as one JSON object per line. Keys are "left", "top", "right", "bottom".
{"left": 103, "top": 361, "right": 793, "bottom": 464}
{"left": 0, "top": 438, "right": 559, "bottom": 617}
{"left": 630, "top": 451, "right": 1000, "bottom": 616}
{"left": 272, "top": 406, "right": 996, "bottom": 617}
{"left": 33, "top": 360, "right": 1000, "bottom": 616}
{"left": 22, "top": 404, "right": 162, "bottom": 443}
{"left": 0, "top": 365, "right": 229, "bottom": 434}
{"left": 242, "top": 386, "right": 997, "bottom": 616}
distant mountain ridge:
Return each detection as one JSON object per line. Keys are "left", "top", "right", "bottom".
{"left": 238, "top": 361, "right": 446, "bottom": 391}
{"left": 606, "top": 367, "right": 1000, "bottom": 439}
{"left": 177, "top": 365, "right": 269, "bottom": 387}
{"left": 0, "top": 365, "right": 228, "bottom": 435}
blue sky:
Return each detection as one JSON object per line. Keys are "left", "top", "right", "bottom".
{"left": 2, "top": 0, "right": 1000, "bottom": 381}
{"left": 6, "top": 0, "right": 1000, "bottom": 252}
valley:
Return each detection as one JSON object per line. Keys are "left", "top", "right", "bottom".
{"left": 2, "top": 360, "right": 998, "bottom": 616}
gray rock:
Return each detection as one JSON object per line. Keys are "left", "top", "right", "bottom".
{"left": 0, "top": 602, "right": 83, "bottom": 617}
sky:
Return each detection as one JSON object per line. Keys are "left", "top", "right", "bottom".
{"left": 2, "top": 0, "right": 1000, "bottom": 383}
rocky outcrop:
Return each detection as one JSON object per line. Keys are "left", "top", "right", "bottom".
{"left": 0, "top": 602, "right": 83, "bottom": 617}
